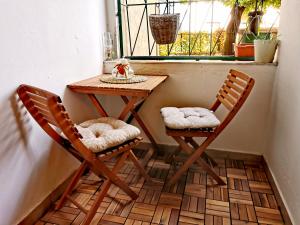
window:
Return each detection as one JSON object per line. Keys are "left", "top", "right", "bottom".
{"left": 116, "top": 0, "right": 280, "bottom": 61}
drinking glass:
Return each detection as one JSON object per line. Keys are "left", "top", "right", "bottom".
{"left": 103, "top": 32, "right": 113, "bottom": 61}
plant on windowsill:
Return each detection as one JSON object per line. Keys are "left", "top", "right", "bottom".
{"left": 253, "top": 34, "right": 279, "bottom": 63}
{"left": 248, "top": 9, "right": 280, "bottom": 63}
{"left": 235, "top": 32, "right": 278, "bottom": 62}
{"left": 223, "top": 0, "right": 281, "bottom": 55}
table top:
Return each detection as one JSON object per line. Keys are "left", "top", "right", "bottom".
{"left": 68, "top": 74, "right": 168, "bottom": 96}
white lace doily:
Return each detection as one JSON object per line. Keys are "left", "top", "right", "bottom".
{"left": 99, "top": 75, "right": 148, "bottom": 84}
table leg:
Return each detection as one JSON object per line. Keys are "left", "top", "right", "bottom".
{"left": 118, "top": 96, "right": 139, "bottom": 121}
{"left": 88, "top": 94, "right": 108, "bottom": 117}
{"left": 126, "top": 100, "right": 145, "bottom": 124}
{"left": 121, "top": 96, "right": 159, "bottom": 151}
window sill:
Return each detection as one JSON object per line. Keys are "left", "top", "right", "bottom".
{"left": 104, "top": 60, "right": 278, "bottom": 66}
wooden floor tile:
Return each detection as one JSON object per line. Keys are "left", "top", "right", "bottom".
{"left": 227, "top": 168, "right": 247, "bottom": 180}
{"left": 35, "top": 153, "right": 286, "bottom": 225}
{"left": 255, "top": 207, "right": 284, "bottom": 225}
{"left": 249, "top": 181, "right": 273, "bottom": 194}
{"left": 158, "top": 192, "right": 182, "bottom": 209}
{"left": 230, "top": 203, "right": 257, "bottom": 222}
{"left": 227, "top": 177, "right": 250, "bottom": 191}
{"left": 185, "top": 183, "right": 206, "bottom": 198}
{"left": 206, "top": 199, "right": 230, "bottom": 218}
{"left": 229, "top": 189, "right": 253, "bottom": 205}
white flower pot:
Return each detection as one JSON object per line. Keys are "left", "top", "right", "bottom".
{"left": 254, "top": 39, "right": 278, "bottom": 63}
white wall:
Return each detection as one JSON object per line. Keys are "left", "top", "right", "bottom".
{"left": 104, "top": 61, "right": 276, "bottom": 154}
{"left": 0, "top": 0, "right": 106, "bottom": 224}
{"left": 265, "top": 0, "right": 300, "bottom": 223}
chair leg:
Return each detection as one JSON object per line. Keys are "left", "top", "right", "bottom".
{"left": 165, "top": 146, "right": 181, "bottom": 163}
{"left": 82, "top": 151, "right": 132, "bottom": 225}
{"left": 55, "top": 161, "right": 88, "bottom": 210}
{"left": 168, "top": 136, "right": 225, "bottom": 186}
{"left": 91, "top": 156, "right": 138, "bottom": 200}
{"left": 128, "top": 149, "right": 152, "bottom": 182}
{"left": 186, "top": 137, "right": 218, "bottom": 167}
{"left": 82, "top": 179, "right": 111, "bottom": 225}
{"left": 195, "top": 157, "right": 225, "bottom": 185}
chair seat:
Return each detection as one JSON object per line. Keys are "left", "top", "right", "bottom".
{"left": 161, "top": 107, "right": 220, "bottom": 130}
{"left": 75, "top": 117, "right": 140, "bottom": 153}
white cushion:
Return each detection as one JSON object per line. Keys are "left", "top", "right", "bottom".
{"left": 75, "top": 117, "right": 140, "bottom": 153}
{"left": 161, "top": 107, "right": 220, "bottom": 130}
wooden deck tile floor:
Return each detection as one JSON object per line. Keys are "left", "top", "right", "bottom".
{"left": 35, "top": 151, "right": 285, "bottom": 225}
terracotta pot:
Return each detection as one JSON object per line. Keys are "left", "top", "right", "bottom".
{"left": 149, "top": 14, "right": 180, "bottom": 44}
{"left": 234, "top": 44, "right": 255, "bottom": 57}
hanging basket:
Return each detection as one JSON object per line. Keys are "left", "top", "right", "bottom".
{"left": 149, "top": 13, "right": 180, "bottom": 45}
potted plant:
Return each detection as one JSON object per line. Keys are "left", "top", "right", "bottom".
{"left": 254, "top": 35, "right": 278, "bottom": 63}
{"left": 223, "top": 0, "right": 281, "bottom": 55}
{"left": 234, "top": 43, "right": 254, "bottom": 57}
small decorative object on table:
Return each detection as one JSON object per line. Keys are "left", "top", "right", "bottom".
{"left": 99, "top": 59, "right": 148, "bottom": 84}
{"left": 112, "top": 58, "right": 134, "bottom": 79}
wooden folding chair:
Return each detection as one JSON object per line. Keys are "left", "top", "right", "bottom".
{"left": 162, "top": 69, "right": 255, "bottom": 186}
{"left": 17, "top": 84, "right": 151, "bottom": 225}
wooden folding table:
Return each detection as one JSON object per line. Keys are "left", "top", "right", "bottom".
{"left": 67, "top": 74, "right": 168, "bottom": 165}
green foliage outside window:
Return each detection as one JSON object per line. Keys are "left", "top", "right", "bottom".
{"left": 159, "top": 30, "right": 225, "bottom": 56}
{"left": 180, "top": 0, "right": 280, "bottom": 16}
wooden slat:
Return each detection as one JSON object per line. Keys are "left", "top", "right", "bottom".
{"left": 230, "top": 69, "right": 251, "bottom": 82}
{"left": 36, "top": 106, "right": 54, "bottom": 118}
{"left": 98, "top": 138, "right": 142, "bottom": 160}
{"left": 219, "top": 90, "right": 236, "bottom": 105}
{"left": 225, "top": 80, "right": 244, "bottom": 94}
{"left": 217, "top": 95, "right": 233, "bottom": 110}
{"left": 24, "top": 98, "right": 49, "bottom": 111}
{"left": 222, "top": 85, "right": 240, "bottom": 99}
{"left": 38, "top": 113, "right": 58, "bottom": 126}
{"left": 166, "top": 128, "right": 212, "bottom": 137}
{"left": 27, "top": 92, "right": 48, "bottom": 105}
{"left": 227, "top": 75, "right": 247, "bottom": 88}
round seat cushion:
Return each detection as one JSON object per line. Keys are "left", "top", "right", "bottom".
{"left": 75, "top": 117, "right": 140, "bottom": 153}
{"left": 161, "top": 107, "right": 220, "bottom": 130}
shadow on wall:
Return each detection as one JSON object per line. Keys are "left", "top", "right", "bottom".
{"left": 0, "top": 92, "right": 34, "bottom": 225}
{"left": 0, "top": 93, "right": 32, "bottom": 162}
{"left": 0, "top": 91, "right": 79, "bottom": 225}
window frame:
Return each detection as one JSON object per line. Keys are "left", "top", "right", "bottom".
{"left": 116, "top": 0, "right": 255, "bottom": 61}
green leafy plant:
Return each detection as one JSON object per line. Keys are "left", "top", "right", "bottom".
{"left": 180, "top": 0, "right": 281, "bottom": 14}
{"left": 159, "top": 30, "right": 225, "bottom": 56}
{"left": 223, "top": 0, "right": 281, "bottom": 15}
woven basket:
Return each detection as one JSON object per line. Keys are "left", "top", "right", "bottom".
{"left": 149, "top": 13, "right": 180, "bottom": 45}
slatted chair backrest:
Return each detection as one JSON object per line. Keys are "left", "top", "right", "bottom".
{"left": 17, "top": 84, "right": 93, "bottom": 160}
{"left": 210, "top": 69, "right": 255, "bottom": 134}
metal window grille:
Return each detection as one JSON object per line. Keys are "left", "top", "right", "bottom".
{"left": 116, "top": 0, "right": 269, "bottom": 61}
